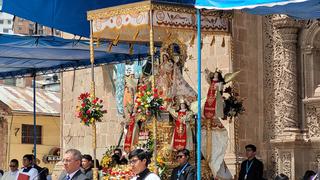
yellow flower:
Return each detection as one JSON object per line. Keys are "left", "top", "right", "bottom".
{"left": 144, "top": 104, "right": 149, "bottom": 108}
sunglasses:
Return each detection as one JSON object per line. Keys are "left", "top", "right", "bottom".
{"left": 176, "top": 155, "right": 184, "bottom": 159}
{"left": 9, "top": 165, "right": 16, "bottom": 167}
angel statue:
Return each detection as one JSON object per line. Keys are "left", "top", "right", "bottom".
{"left": 168, "top": 98, "right": 194, "bottom": 151}
{"left": 190, "top": 69, "right": 240, "bottom": 180}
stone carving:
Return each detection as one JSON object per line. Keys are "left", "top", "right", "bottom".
{"left": 305, "top": 105, "right": 320, "bottom": 138}
{"left": 312, "top": 151, "right": 320, "bottom": 170}
{"left": 263, "top": 15, "right": 277, "bottom": 140}
{"left": 280, "top": 151, "right": 292, "bottom": 179}
{"left": 270, "top": 148, "right": 280, "bottom": 179}
{"left": 263, "top": 15, "right": 300, "bottom": 179}
{"left": 272, "top": 15, "right": 300, "bottom": 134}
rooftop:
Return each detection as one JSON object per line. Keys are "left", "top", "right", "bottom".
{"left": 0, "top": 84, "right": 60, "bottom": 116}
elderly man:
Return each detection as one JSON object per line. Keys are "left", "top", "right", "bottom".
{"left": 58, "top": 149, "right": 89, "bottom": 180}
{"left": 2, "top": 159, "right": 19, "bottom": 180}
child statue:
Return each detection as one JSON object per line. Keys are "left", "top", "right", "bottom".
{"left": 168, "top": 98, "right": 194, "bottom": 151}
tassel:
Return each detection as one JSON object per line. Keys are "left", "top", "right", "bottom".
{"left": 189, "top": 34, "right": 195, "bottom": 47}
{"left": 133, "top": 30, "right": 140, "bottom": 41}
{"left": 167, "top": 32, "right": 172, "bottom": 40}
{"left": 113, "top": 34, "right": 120, "bottom": 46}
{"left": 201, "top": 39, "right": 203, "bottom": 50}
{"left": 96, "top": 38, "right": 100, "bottom": 48}
{"left": 129, "top": 43, "right": 134, "bottom": 55}
{"left": 108, "top": 42, "right": 113, "bottom": 52}
{"left": 210, "top": 36, "right": 215, "bottom": 46}
{"left": 221, "top": 37, "right": 225, "bottom": 47}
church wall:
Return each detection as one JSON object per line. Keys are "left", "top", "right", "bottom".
{"left": 61, "top": 66, "right": 124, "bottom": 160}
{"left": 231, "top": 10, "right": 266, "bottom": 173}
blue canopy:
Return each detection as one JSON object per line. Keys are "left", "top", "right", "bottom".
{"left": 0, "top": 34, "right": 150, "bottom": 79}
{"left": 195, "top": 0, "right": 306, "bottom": 9}
{"left": 1, "top": 0, "right": 195, "bottom": 38}
{"left": 244, "top": 0, "right": 320, "bottom": 19}
{"left": 195, "top": 0, "right": 320, "bottom": 19}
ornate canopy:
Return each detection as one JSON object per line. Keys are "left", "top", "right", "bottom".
{"left": 87, "top": 1, "right": 232, "bottom": 43}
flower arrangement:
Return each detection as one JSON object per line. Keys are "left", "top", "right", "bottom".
{"left": 76, "top": 92, "right": 107, "bottom": 126}
{"left": 134, "top": 84, "right": 165, "bottom": 122}
{"left": 223, "top": 87, "right": 245, "bottom": 118}
{"left": 101, "top": 146, "right": 134, "bottom": 179}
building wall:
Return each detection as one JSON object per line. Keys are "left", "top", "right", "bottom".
{"left": 13, "top": 17, "right": 61, "bottom": 36}
{"left": 0, "top": 12, "right": 14, "bottom": 34}
{"left": 61, "top": 66, "right": 124, "bottom": 160}
{"left": 6, "top": 114, "right": 60, "bottom": 172}
{"left": 0, "top": 117, "right": 8, "bottom": 169}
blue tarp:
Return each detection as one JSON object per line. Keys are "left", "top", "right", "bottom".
{"left": 2, "top": 0, "right": 319, "bottom": 38}
{"left": 0, "top": 34, "right": 150, "bottom": 79}
{"left": 195, "top": 0, "right": 320, "bottom": 19}
{"left": 1, "top": 0, "right": 195, "bottom": 38}
{"left": 195, "top": 0, "right": 307, "bottom": 9}
{"left": 244, "top": 0, "right": 320, "bottom": 19}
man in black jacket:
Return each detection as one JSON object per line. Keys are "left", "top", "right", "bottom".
{"left": 238, "top": 144, "right": 264, "bottom": 180}
{"left": 31, "top": 154, "right": 47, "bottom": 180}
{"left": 171, "top": 149, "right": 195, "bottom": 180}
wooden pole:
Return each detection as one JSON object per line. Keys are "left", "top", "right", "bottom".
{"left": 89, "top": 20, "right": 98, "bottom": 180}
{"left": 149, "top": 9, "right": 158, "bottom": 174}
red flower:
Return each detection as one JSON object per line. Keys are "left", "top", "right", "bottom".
{"left": 153, "top": 93, "right": 159, "bottom": 98}
{"left": 153, "top": 88, "right": 158, "bottom": 93}
{"left": 92, "top": 98, "right": 98, "bottom": 104}
{"left": 86, "top": 110, "right": 91, "bottom": 115}
{"left": 159, "top": 106, "right": 166, "bottom": 111}
{"left": 81, "top": 103, "right": 86, "bottom": 107}
{"left": 142, "top": 85, "right": 147, "bottom": 90}
{"left": 99, "top": 99, "right": 103, "bottom": 103}
{"left": 159, "top": 90, "right": 163, "bottom": 96}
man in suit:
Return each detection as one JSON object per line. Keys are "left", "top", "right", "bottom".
{"left": 58, "top": 149, "right": 89, "bottom": 180}
{"left": 30, "top": 154, "right": 47, "bottom": 180}
{"left": 170, "top": 149, "right": 195, "bottom": 180}
{"left": 238, "top": 144, "right": 264, "bottom": 180}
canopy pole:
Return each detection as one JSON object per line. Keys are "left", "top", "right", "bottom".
{"left": 89, "top": 20, "right": 98, "bottom": 180}
{"left": 149, "top": 9, "right": 158, "bottom": 174}
{"left": 33, "top": 74, "right": 37, "bottom": 160}
{"left": 196, "top": 9, "right": 202, "bottom": 180}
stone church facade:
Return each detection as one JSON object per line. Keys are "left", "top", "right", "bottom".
{"left": 229, "top": 12, "right": 320, "bottom": 179}
{"left": 60, "top": 11, "right": 320, "bottom": 180}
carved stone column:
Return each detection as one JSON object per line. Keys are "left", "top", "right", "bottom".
{"left": 269, "top": 15, "right": 307, "bottom": 180}
{"left": 272, "top": 15, "right": 300, "bottom": 135}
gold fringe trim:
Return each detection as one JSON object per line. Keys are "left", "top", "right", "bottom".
{"left": 221, "top": 36, "right": 225, "bottom": 47}
{"left": 210, "top": 35, "right": 215, "bottom": 46}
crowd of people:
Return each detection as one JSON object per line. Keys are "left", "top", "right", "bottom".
{"left": 0, "top": 154, "right": 48, "bottom": 180}
{"left": 0, "top": 145, "right": 319, "bottom": 179}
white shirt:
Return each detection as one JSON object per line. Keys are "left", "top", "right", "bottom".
{"left": 130, "top": 173, "right": 160, "bottom": 180}
{"left": 18, "top": 167, "right": 38, "bottom": 180}
{"left": 67, "top": 169, "right": 81, "bottom": 179}
{"left": 1, "top": 170, "right": 19, "bottom": 180}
